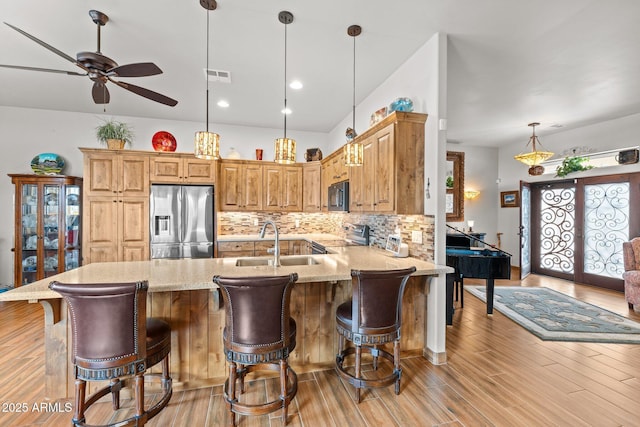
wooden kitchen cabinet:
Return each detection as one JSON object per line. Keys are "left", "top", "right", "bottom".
{"left": 320, "top": 150, "right": 349, "bottom": 211}
{"left": 217, "top": 239, "right": 307, "bottom": 257}
{"left": 263, "top": 163, "right": 303, "bottom": 212}
{"left": 9, "top": 174, "right": 82, "bottom": 287}
{"left": 218, "top": 160, "right": 263, "bottom": 211}
{"left": 302, "top": 161, "right": 322, "bottom": 212}
{"left": 150, "top": 154, "right": 216, "bottom": 184}
{"left": 323, "top": 150, "right": 349, "bottom": 186}
{"left": 216, "top": 241, "right": 255, "bottom": 258}
{"left": 254, "top": 240, "right": 290, "bottom": 256}
{"left": 80, "top": 148, "right": 150, "bottom": 264}
{"left": 358, "top": 124, "right": 395, "bottom": 213}
{"left": 349, "top": 111, "right": 427, "bottom": 214}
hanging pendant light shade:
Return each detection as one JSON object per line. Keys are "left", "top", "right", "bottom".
{"left": 514, "top": 122, "right": 553, "bottom": 174}
{"left": 344, "top": 24, "right": 363, "bottom": 167}
{"left": 274, "top": 11, "right": 296, "bottom": 164}
{"left": 194, "top": 0, "right": 221, "bottom": 160}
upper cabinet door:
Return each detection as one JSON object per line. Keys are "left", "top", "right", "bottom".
{"left": 119, "top": 155, "right": 149, "bottom": 196}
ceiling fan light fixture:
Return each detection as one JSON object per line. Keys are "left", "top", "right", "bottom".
{"left": 2, "top": 13, "right": 178, "bottom": 107}
{"left": 275, "top": 11, "right": 297, "bottom": 164}
{"left": 344, "top": 24, "right": 363, "bottom": 167}
{"left": 514, "top": 122, "right": 554, "bottom": 170}
{"left": 194, "top": 0, "right": 221, "bottom": 160}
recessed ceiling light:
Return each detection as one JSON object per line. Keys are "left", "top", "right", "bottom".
{"left": 217, "top": 100, "right": 229, "bottom": 108}
{"left": 289, "top": 80, "right": 303, "bottom": 90}
{"left": 281, "top": 108, "right": 292, "bottom": 115}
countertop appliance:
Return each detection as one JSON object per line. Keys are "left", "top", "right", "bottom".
{"left": 328, "top": 180, "right": 349, "bottom": 212}
{"left": 150, "top": 184, "right": 214, "bottom": 259}
{"left": 344, "top": 223, "right": 370, "bottom": 246}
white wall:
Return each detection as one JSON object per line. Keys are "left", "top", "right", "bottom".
{"left": 0, "top": 106, "right": 330, "bottom": 286}
{"left": 445, "top": 144, "right": 500, "bottom": 247}
{"left": 497, "top": 113, "right": 640, "bottom": 266}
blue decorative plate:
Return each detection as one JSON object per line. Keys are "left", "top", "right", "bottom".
{"left": 31, "top": 153, "right": 65, "bottom": 175}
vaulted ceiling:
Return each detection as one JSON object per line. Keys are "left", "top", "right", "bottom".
{"left": 2, "top": 0, "right": 639, "bottom": 147}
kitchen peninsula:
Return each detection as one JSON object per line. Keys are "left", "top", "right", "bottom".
{"left": 0, "top": 245, "right": 451, "bottom": 399}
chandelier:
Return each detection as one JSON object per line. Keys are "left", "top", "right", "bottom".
{"left": 194, "top": 0, "right": 221, "bottom": 160}
{"left": 344, "top": 24, "right": 363, "bottom": 167}
{"left": 514, "top": 122, "right": 553, "bottom": 175}
{"left": 274, "top": 11, "right": 296, "bottom": 164}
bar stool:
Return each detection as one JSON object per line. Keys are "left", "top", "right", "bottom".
{"left": 213, "top": 273, "right": 298, "bottom": 426}
{"left": 335, "top": 267, "right": 416, "bottom": 403}
{"left": 49, "top": 280, "right": 172, "bottom": 427}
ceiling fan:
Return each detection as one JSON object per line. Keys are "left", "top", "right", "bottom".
{"left": 1, "top": 10, "right": 178, "bottom": 107}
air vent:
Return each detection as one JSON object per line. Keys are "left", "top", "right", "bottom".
{"left": 204, "top": 68, "right": 231, "bottom": 83}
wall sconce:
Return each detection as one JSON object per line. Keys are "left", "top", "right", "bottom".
{"left": 464, "top": 189, "right": 480, "bottom": 200}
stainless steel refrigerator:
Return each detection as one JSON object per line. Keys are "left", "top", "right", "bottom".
{"left": 150, "top": 185, "right": 214, "bottom": 259}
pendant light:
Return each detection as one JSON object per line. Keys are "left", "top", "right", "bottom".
{"left": 344, "top": 24, "right": 363, "bottom": 166}
{"left": 514, "top": 122, "right": 554, "bottom": 175}
{"left": 194, "top": 0, "right": 221, "bottom": 160}
{"left": 274, "top": 11, "right": 296, "bottom": 164}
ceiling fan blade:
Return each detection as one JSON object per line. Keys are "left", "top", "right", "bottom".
{"left": 92, "top": 81, "right": 110, "bottom": 104}
{"left": 4, "top": 22, "right": 78, "bottom": 65}
{"left": 0, "top": 64, "right": 86, "bottom": 76}
{"left": 110, "top": 79, "right": 178, "bottom": 107}
{"left": 108, "top": 62, "right": 163, "bottom": 78}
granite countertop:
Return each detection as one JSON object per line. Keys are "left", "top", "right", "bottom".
{"left": 0, "top": 246, "right": 452, "bottom": 302}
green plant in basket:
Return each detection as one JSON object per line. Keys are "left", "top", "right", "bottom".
{"left": 95, "top": 119, "right": 134, "bottom": 149}
{"left": 555, "top": 156, "right": 594, "bottom": 178}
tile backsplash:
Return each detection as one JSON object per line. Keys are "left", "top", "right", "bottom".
{"left": 218, "top": 212, "right": 435, "bottom": 261}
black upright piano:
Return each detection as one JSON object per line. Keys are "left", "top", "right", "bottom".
{"left": 445, "top": 226, "right": 511, "bottom": 315}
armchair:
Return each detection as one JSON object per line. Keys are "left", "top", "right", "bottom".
{"left": 623, "top": 237, "right": 640, "bottom": 312}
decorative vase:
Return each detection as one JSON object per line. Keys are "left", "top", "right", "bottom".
{"left": 389, "top": 97, "right": 414, "bottom": 113}
{"left": 106, "top": 139, "right": 125, "bottom": 150}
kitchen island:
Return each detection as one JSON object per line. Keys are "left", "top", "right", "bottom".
{"left": 0, "top": 246, "right": 452, "bottom": 399}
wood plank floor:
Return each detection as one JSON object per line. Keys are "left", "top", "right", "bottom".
{"left": 2, "top": 274, "right": 640, "bottom": 426}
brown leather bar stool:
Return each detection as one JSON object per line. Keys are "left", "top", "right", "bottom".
{"left": 213, "top": 273, "right": 298, "bottom": 426}
{"left": 335, "top": 267, "right": 416, "bottom": 403}
{"left": 49, "top": 280, "right": 172, "bottom": 427}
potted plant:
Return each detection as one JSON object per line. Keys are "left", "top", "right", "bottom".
{"left": 95, "top": 119, "right": 134, "bottom": 150}
{"left": 555, "top": 156, "right": 594, "bottom": 178}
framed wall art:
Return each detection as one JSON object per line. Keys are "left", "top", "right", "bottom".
{"left": 500, "top": 190, "right": 520, "bottom": 208}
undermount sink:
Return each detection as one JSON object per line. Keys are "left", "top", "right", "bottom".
{"left": 235, "top": 256, "right": 320, "bottom": 267}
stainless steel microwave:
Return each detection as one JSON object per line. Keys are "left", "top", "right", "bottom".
{"left": 328, "top": 181, "right": 349, "bottom": 211}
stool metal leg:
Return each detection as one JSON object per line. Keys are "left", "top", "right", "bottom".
{"left": 394, "top": 340, "right": 401, "bottom": 395}
{"left": 74, "top": 378, "right": 86, "bottom": 424}
{"left": 110, "top": 379, "right": 121, "bottom": 410}
{"left": 355, "top": 345, "right": 362, "bottom": 403}
{"left": 280, "top": 359, "right": 288, "bottom": 424}
{"left": 228, "top": 361, "right": 237, "bottom": 427}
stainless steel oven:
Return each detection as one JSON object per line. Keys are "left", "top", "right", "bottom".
{"left": 328, "top": 181, "right": 349, "bottom": 211}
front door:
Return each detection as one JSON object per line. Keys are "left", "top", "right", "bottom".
{"left": 529, "top": 172, "right": 640, "bottom": 291}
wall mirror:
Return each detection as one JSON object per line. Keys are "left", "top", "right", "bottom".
{"left": 446, "top": 151, "right": 465, "bottom": 222}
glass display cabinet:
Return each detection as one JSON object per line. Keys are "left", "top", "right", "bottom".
{"left": 9, "top": 174, "right": 82, "bottom": 287}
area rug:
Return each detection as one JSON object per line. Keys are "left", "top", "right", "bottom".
{"left": 465, "top": 286, "right": 640, "bottom": 343}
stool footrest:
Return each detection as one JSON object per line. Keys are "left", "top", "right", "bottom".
{"left": 224, "top": 363, "right": 297, "bottom": 417}
{"left": 73, "top": 373, "right": 172, "bottom": 427}
{"left": 336, "top": 346, "right": 401, "bottom": 390}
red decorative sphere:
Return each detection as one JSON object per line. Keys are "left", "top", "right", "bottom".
{"left": 152, "top": 131, "right": 177, "bottom": 152}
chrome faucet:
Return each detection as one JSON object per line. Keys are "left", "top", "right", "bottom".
{"left": 259, "top": 220, "right": 280, "bottom": 267}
